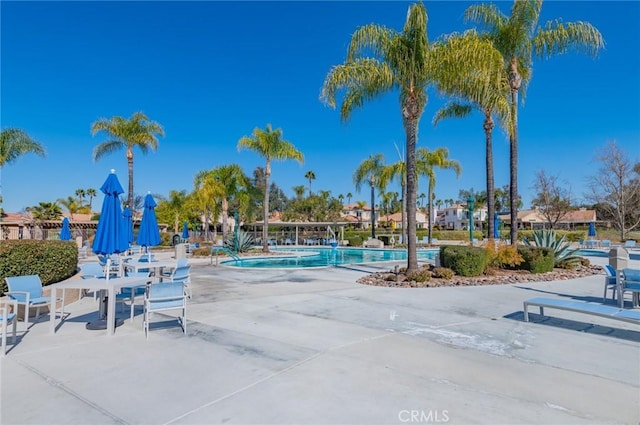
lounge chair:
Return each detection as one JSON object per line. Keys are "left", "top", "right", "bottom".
{"left": 162, "top": 265, "right": 191, "bottom": 300}
{"left": 1, "top": 299, "right": 18, "bottom": 356}
{"left": 117, "top": 271, "right": 151, "bottom": 321}
{"left": 4, "top": 275, "right": 58, "bottom": 326}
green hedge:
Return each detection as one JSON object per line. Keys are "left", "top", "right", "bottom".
{"left": 439, "top": 245, "right": 487, "bottom": 277}
{"left": 517, "top": 246, "right": 555, "bottom": 273}
{"left": 0, "top": 240, "right": 78, "bottom": 294}
{"left": 517, "top": 230, "right": 584, "bottom": 243}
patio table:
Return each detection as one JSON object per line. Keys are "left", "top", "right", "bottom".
{"left": 49, "top": 276, "right": 151, "bottom": 336}
{"left": 124, "top": 260, "right": 176, "bottom": 281}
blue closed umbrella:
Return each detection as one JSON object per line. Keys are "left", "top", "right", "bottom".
{"left": 182, "top": 221, "right": 189, "bottom": 239}
{"left": 60, "top": 217, "right": 72, "bottom": 241}
{"left": 493, "top": 212, "right": 500, "bottom": 240}
{"left": 137, "top": 193, "right": 161, "bottom": 260}
{"left": 92, "top": 170, "right": 129, "bottom": 256}
{"left": 588, "top": 222, "right": 596, "bottom": 237}
{"left": 123, "top": 207, "right": 134, "bottom": 245}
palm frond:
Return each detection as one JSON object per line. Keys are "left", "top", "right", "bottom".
{"left": 432, "top": 102, "right": 473, "bottom": 126}
{"left": 533, "top": 20, "right": 604, "bottom": 59}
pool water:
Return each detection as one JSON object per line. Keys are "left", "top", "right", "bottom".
{"left": 577, "top": 249, "right": 608, "bottom": 257}
{"left": 221, "top": 247, "right": 439, "bottom": 269}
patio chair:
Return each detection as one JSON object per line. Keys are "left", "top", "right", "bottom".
{"left": 160, "top": 258, "right": 188, "bottom": 279}
{"left": 80, "top": 262, "right": 107, "bottom": 300}
{"left": 624, "top": 240, "right": 637, "bottom": 249}
{"left": 603, "top": 264, "right": 617, "bottom": 303}
{"left": 5, "top": 275, "right": 58, "bottom": 326}
{"left": 143, "top": 281, "right": 187, "bottom": 339}
{"left": 162, "top": 264, "right": 191, "bottom": 299}
{"left": 1, "top": 298, "right": 18, "bottom": 356}
{"left": 619, "top": 268, "right": 640, "bottom": 308}
{"left": 117, "top": 271, "right": 151, "bottom": 321}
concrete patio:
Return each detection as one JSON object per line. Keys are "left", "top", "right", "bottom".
{"left": 1, "top": 252, "right": 639, "bottom": 424}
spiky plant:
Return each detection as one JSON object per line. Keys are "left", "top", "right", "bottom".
{"left": 523, "top": 229, "right": 581, "bottom": 267}
{"left": 224, "top": 229, "right": 255, "bottom": 254}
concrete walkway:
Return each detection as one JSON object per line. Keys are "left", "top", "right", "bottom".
{"left": 1, "top": 252, "right": 639, "bottom": 424}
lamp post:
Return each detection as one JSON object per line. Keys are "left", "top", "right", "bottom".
{"left": 467, "top": 196, "right": 475, "bottom": 243}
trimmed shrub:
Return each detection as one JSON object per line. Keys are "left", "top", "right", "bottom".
{"left": 432, "top": 267, "right": 454, "bottom": 280}
{"left": 0, "top": 240, "right": 78, "bottom": 294}
{"left": 407, "top": 267, "right": 432, "bottom": 282}
{"left": 346, "top": 235, "right": 363, "bottom": 247}
{"left": 517, "top": 246, "right": 554, "bottom": 273}
{"left": 439, "top": 245, "right": 487, "bottom": 277}
{"left": 191, "top": 247, "right": 211, "bottom": 257}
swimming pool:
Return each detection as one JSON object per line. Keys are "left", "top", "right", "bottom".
{"left": 221, "top": 247, "right": 439, "bottom": 269}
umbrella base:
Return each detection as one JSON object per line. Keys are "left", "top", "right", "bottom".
{"left": 86, "top": 318, "right": 125, "bottom": 331}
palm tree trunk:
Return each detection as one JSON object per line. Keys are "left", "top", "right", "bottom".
{"left": 221, "top": 198, "right": 229, "bottom": 240}
{"left": 427, "top": 179, "right": 434, "bottom": 244}
{"left": 370, "top": 181, "right": 376, "bottom": 239}
{"left": 509, "top": 59, "right": 522, "bottom": 247}
{"left": 127, "top": 148, "right": 134, "bottom": 209}
{"left": 405, "top": 119, "right": 418, "bottom": 273}
{"left": 263, "top": 160, "right": 271, "bottom": 252}
{"left": 401, "top": 180, "right": 406, "bottom": 245}
{"left": 484, "top": 112, "right": 496, "bottom": 242}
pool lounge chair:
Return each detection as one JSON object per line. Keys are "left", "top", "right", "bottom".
{"left": 4, "top": 275, "right": 58, "bottom": 326}
{"left": 619, "top": 268, "right": 640, "bottom": 308}
{"left": 1, "top": 299, "right": 18, "bottom": 355}
{"left": 603, "top": 265, "right": 617, "bottom": 303}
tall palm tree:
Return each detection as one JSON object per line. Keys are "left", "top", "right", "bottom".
{"left": 190, "top": 175, "right": 222, "bottom": 242}
{"left": 86, "top": 188, "right": 97, "bottom": 212}
{"left": 416, "top": 147, "right": 462, "bottom": 244}
{"left": 353, "top": 154, "right": 385, "bottom": 239}
{"left": 0, "top": 128, "right": 46, "bottom": 211}
{"left": 321, "top": 2, "right": 503, "bottom": 272}
{"left": 304, "top": 170, "right": 316, "bottom": 196}
{"left": 238, "top": 124, "right": 303, "bottom": 252}
{"left": 91, "top": 111, "right": 165, "bottom": 210}
{"left": 346, "top": 192, "right": 353, "bottom": 205}
{"left": 75, "top": 189, "right": 86, "bottom": 207}
{"left": 338, "top": 194, "right": 344, "bottom": 205}
{"left": 465, "top": 0, "right": 603, "bottom": 245}
{"left": 433, "top": 64, "right": 510, "bottom": 241}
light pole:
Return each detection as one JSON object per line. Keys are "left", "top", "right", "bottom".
{"left": 467, "top": 196, "right": 475, "bottom": 243}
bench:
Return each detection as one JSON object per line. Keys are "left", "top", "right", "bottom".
{"left": 523, "top": 297, "right": 640, "bottom": 325}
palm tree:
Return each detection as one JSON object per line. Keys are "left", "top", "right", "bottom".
{"left": 321, "top": 3, "right": 503, "bottom": 272}
{"left": 465, "top": 0, "right": 603, "bottom": 245}
{"left": 433, "top": 40, "right": 510, "bottom": 242}
{"left": 338, "top": 194, "right": 344, "bottom": 205}
{"left": 292, "top": 185, "right": 306, "bottom": 200}
{"left": 238, "top": 124, "right": 303, "bottom": 252}
{"left": 166, "top": 189, "right": 188, "bottom": 233}
{"left": 195, "top": 165, "right": 250, "bottom": 239}
{"left": 0, "top": 128, "right": 46, "bottom": 211}
{"left": 91, "top": 111, "right": 165, "bottom": 210}
{"left": 346, "top": 192, "right": 353, "bottom": 205}
{"left": 435, "top": 199, "right": 443, "bottom": 210}
{"left": 418, "top": 193, "right": 426, "bottom": 209}
{"left": 190, "top": 175, "right": 222, "bottom": 242}
{"left": 26, "top": 202, "right": 62, "bottom": 221}
{"left": 353, "top": 154, "right": 385, "bottom": 239}
{"left": 75, "top": 189, "right": 86, "bottom": 207}
{"left": 57, "top": 196, "right": 80, "bottom": 219}
{"left": 416, "top": 147, "right": 462, "bottom": 244}
{"left": 304, "top": 170, "right": 316, "bottom": 196}
{"left": 86, "top": 188, "right": 97, "bottom": 212}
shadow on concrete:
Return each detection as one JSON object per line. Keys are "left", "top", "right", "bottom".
{"left": 504, "top": 311, "right": 640, "bottom": 342}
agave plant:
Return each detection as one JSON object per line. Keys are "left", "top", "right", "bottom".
{"left": 224, "top": 229, "right": 255, "bottom": 253}
{"left": 523, "top": 229, "right": 581, "bottom": 267}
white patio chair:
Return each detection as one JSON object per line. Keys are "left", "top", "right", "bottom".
{"left": 1, "top": 298, "right": 18, "bottom": 356}
{"left": 143, "top": 281, "right": 187, "bottom": 339}
{"left": 5, "top": 275, "right": 59, "bottom": 326}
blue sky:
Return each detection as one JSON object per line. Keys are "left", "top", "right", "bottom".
{"left": 2, "top": 1, "right": 639, "bottom": 214}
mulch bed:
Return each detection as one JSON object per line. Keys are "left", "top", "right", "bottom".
{"left": 357, "top": 265, "right": 604, "bottom": 288}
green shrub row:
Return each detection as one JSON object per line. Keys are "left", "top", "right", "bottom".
{"left": 439, "top": 245, "right": 487, "bottom": 277}
{"left": 0, "top": 240, "right": 78, "bottom": 294}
